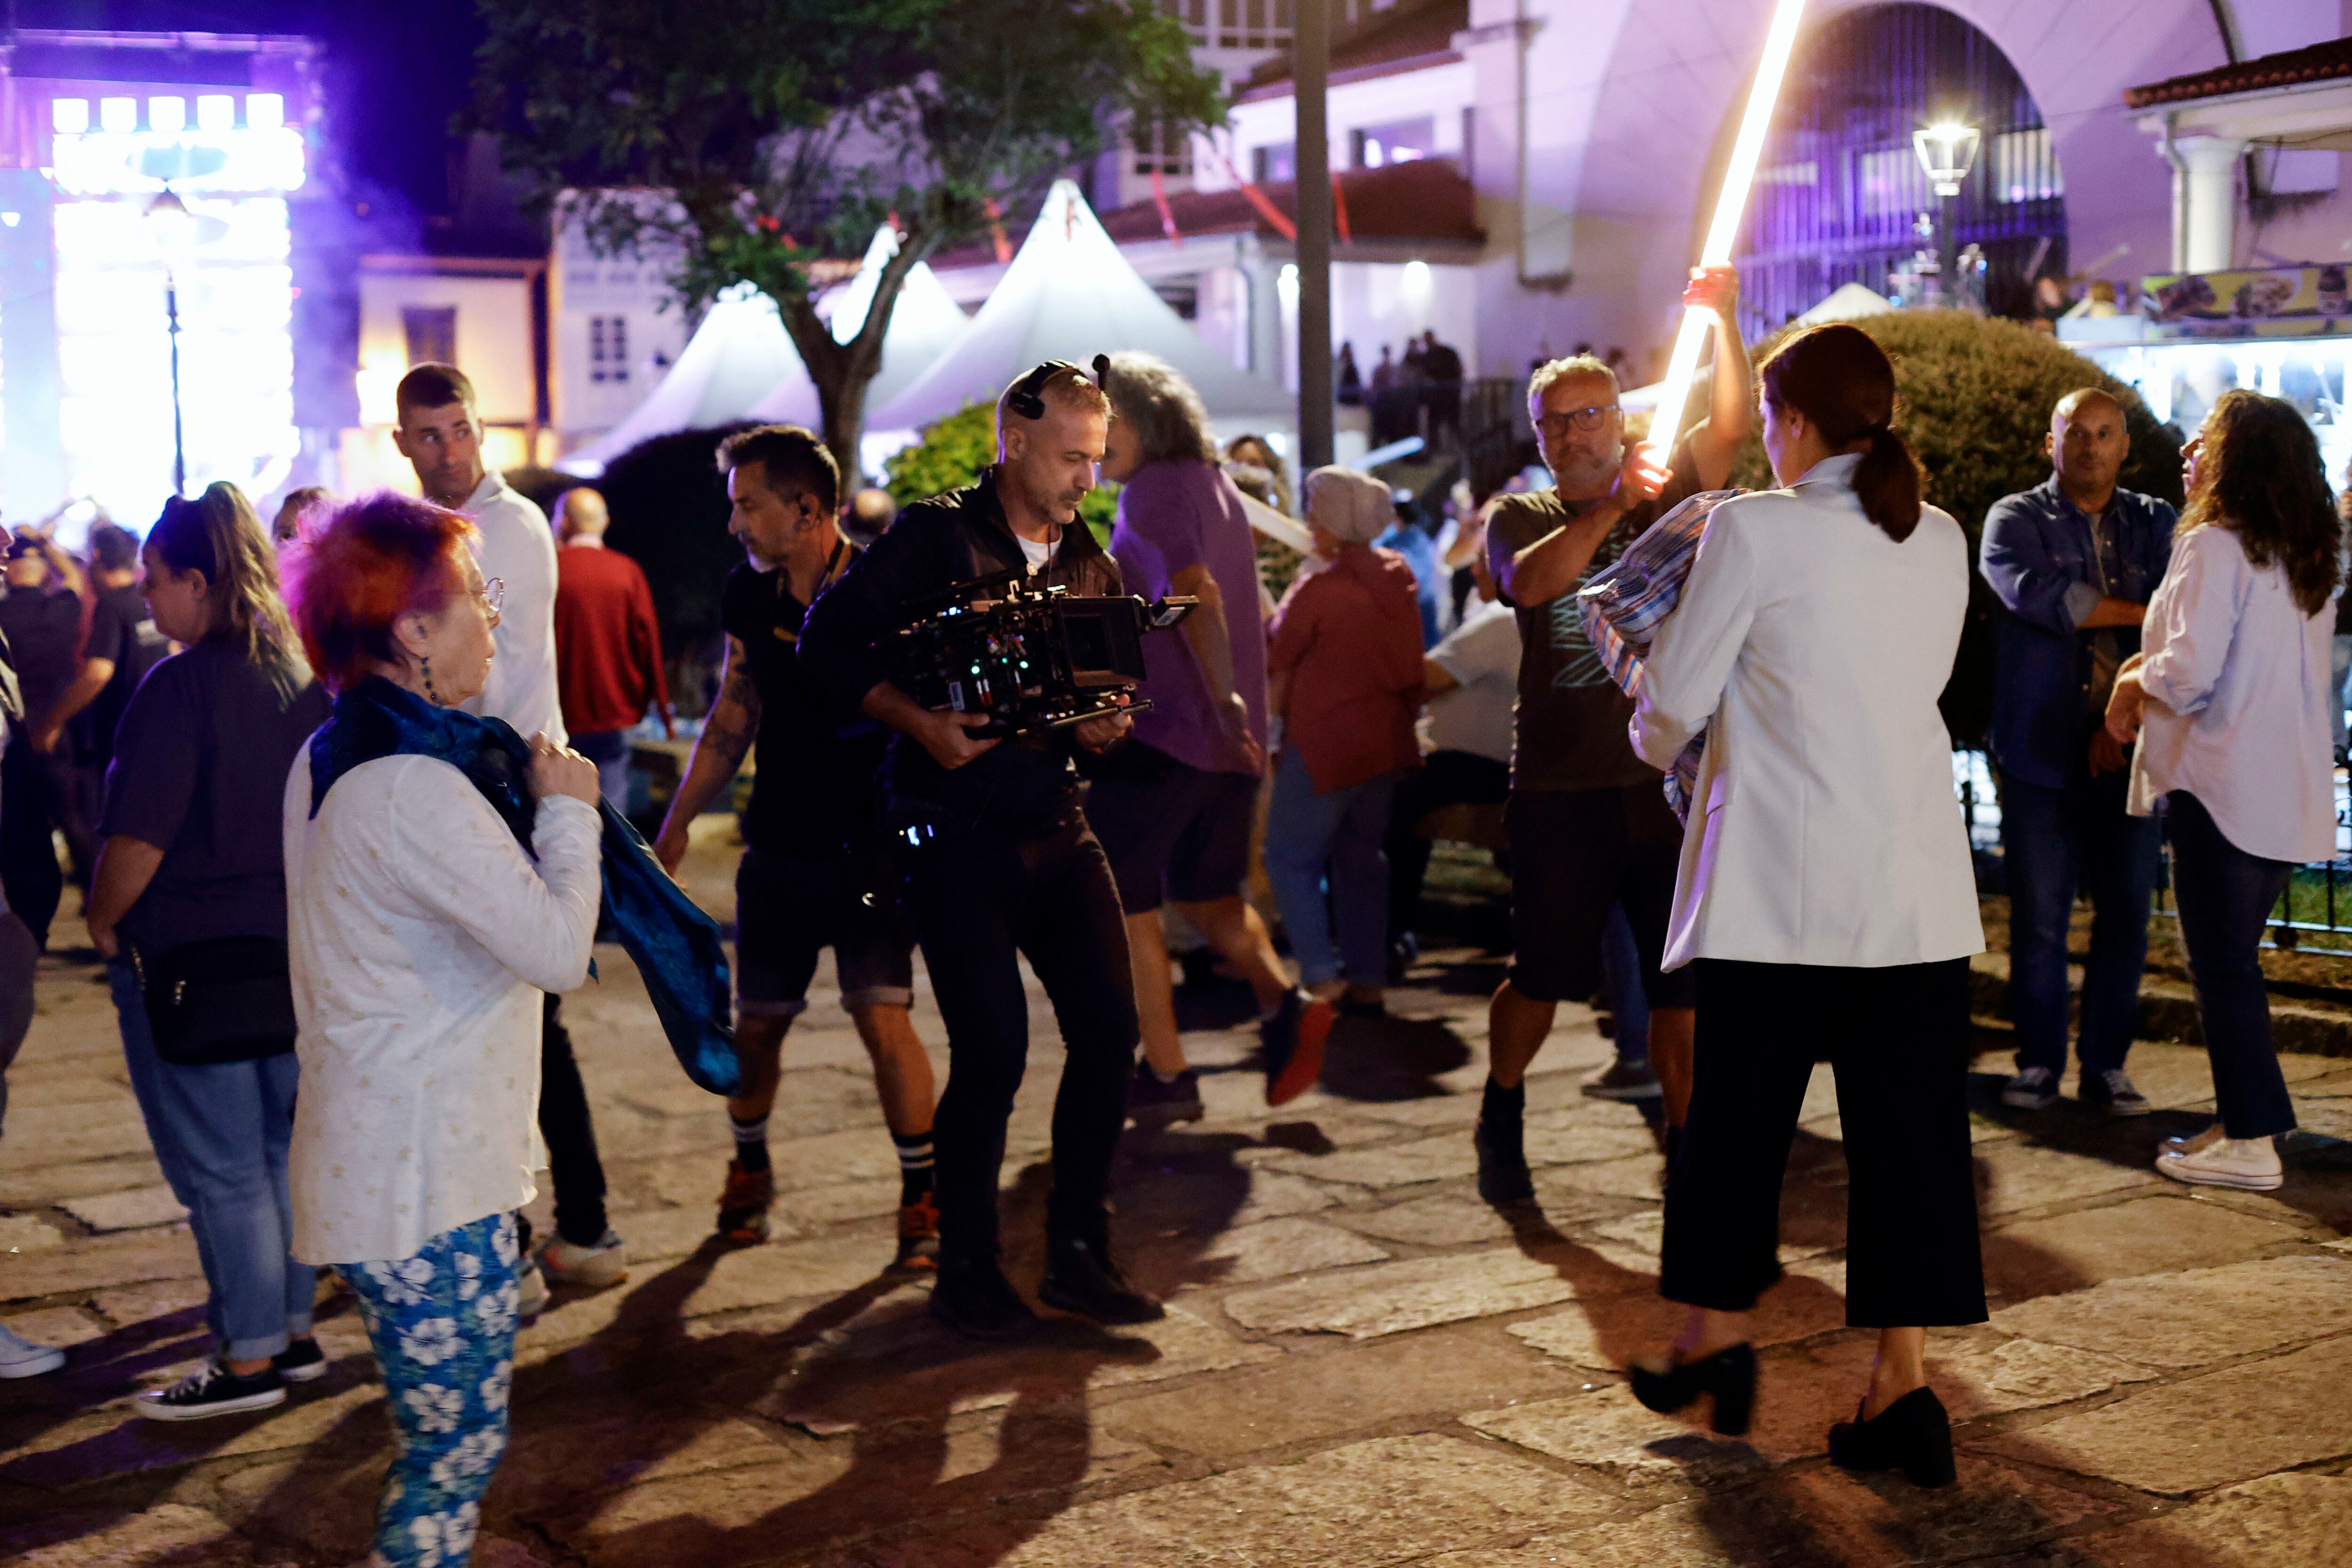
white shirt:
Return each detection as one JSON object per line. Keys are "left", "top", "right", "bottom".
{"left": 1631, "top": 454, "right": 1984, "bottom": 970}
{"left": 2128, "top": 523, "right": 2338, "bottom": 863}
{"left": 283, "top": 753, "right": 600, "bottom": 1265}
{"left": 461, "top": 470, "right": 567, "bottom": 747}
{"left": 1423, "top": 596, "right": 1519, "bottom": 764}
{"left": 1018, "top": 531, "right": 1054, "bottom": 573}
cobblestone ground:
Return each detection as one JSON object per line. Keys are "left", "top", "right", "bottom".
{"left": 7, "top": 820, "right": 2352, "bottom": 1566}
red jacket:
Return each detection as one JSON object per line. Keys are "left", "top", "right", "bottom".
{"left": 1269, "top": 545, "right": 1425, "bottom": 792}
{"left": 553, "top": 543, "right": 672, "bottom": 736}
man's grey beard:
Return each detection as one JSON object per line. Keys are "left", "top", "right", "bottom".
{"left": 1550, "top": 441, "right": 1622, "bottom": 494}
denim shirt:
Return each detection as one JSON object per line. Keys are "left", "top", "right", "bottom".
{"left": 1979, "top": 477, "right": 2177, "bottom": 788}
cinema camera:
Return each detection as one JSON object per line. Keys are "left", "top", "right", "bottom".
{"left": 895, "top": 568, "right": 1195, "bottom": 738}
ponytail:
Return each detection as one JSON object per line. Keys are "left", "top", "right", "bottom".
{"left": 1757, "top": 324, "right": 1922, "bottom": 543}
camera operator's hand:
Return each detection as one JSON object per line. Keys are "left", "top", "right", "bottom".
{"left": 1073, "top": 708, "right": 1133, "bottom": 754}
{"left": 918, "top": 709, "right": 1002, "bottom": 770}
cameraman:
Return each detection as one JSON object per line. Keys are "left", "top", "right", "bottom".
{"left": 799, "top": 363, "right": 1159, "bottom": 1339}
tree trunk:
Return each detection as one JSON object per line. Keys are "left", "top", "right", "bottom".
{"left": 768, "top": 239, "right": 928, "bottom": 494}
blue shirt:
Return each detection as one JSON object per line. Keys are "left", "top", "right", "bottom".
{"left": 1979, "top": 477, "right": 2177, "bottom": 788}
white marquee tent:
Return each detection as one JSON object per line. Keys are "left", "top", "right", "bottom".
{"left": 745, "top": 225, "right": 972, "bottom": 428}
{"left": 867, "top": 178, "right": 1291, "bottom": 434}
{"left": 559, "top": 284, "right": 801, "bottom": 475}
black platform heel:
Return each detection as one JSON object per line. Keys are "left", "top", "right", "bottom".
{"left": 1626, "top": 1342, "right": 1756, "bottom": 1437}
{"left": 1828, "top": 1385, "right": 1956, "bottom": 1488}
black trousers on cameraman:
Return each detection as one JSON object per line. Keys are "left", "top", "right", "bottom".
{"left": 897, "top": 808, "right": 1138, "bottom": 1264}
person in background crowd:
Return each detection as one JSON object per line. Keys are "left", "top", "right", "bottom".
{"left": 2106, "top": 390, "right": 2343, "bottom": 1192}
{"left": 1422, "top": 330, "right": 1465, "bottom": 449}
{"left": 1377, "top": 493, "right": 1448, "bottom": 648}
{"left": 81, "top": 484, "right": 334, "bottom": 1419}
{"left": 1336, "top": 341, "right": 1363, "bottom": 406}
{"left": 1628, "top": 322, "right": 1985, "bottom": 1491}
{"left": 552, "top": 485, "right": 673, "bottom": 810}
{"left": 1385, "top": 533, "right": 1515, "bottom": 967}
{"left": 1224, "top": 433, "right": 1294, "bottom": 518}
{"left": 651, "top": 426, "right": 940, "bottom": 1266}
{"left": 1474, "top": 265, "right": 1751, "bottom": 1203}
{"left": 1980, "top": 389, "right": 2175, "bottom": 1116}
{"left": 846, "top": 486, "right": 898, "bottom": 548}
{"left": 282, "top": 492, "right": 601, "bottom": 1567}
{"left": 1263, "top": 467, "right": 1425, "bottom": 1018}
{"left": 37, "top": 524, "right": 167, "bottom": 860}
{"left": 0, "top": 528, "right": 95, "bottom": 944}
{"left": 1089, "top": 351, "right": 1331, "bottom": 1122}
{"left": 0, "top": 629, "right": 65, "bottom": 1379}
{"left": 393, "top": 362, "right": 620, "bottom": 1303}
{"left": 272, "top": 486, "right": 332, "bottom": 546}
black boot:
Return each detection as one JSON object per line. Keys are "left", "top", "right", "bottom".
{"left": 1039, "top": 1225, "right": 1164, "bottom": 1325}
{"left": 929, "top": 1252, "right": 1037, "bottom": 1340}
{"left": 1828, "top": 1386, "right": 1956, "bottom": 1488}
{"left": 1626, "top": 1342, "right": 1756, "bottom": 1437}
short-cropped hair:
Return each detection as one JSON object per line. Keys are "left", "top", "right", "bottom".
{"left": 283, "top": 492, "right": 477, "bottom": 692}
{"left": 717, "top": 423, "right": 841, "bottom": 513}
{"left": 997, "top": 364, "right": 1111, "bottom": 429}
{"left": 1526, "top": 354, "right": 1619, "bottom": 417}
{"left": 88, "top": 522, "right": 140, "bottom": 573}
{"left": 396, "top": 363, "right": 476, "bottom": 421}
{"left": 1102, "top": 351, "right": 1218, "bottom": 465}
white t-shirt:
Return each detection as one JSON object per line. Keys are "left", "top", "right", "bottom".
{"left": 1017, "top": 531, "right": 1054, "bottom": 573}
{"left": 460, "top": 470, "right": 567, "bottom": 747}
{"left": 1422, "top": 597, "right": 1519, "bottom": 764}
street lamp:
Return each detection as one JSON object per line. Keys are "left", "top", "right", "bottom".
{"left": 1911, "top": 120, "right": 1980, "bottom": 307}
{"left": 144, "top": 188, "right": 196, "bottom": 496}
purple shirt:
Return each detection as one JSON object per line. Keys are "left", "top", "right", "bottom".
{"left": 1110, "top": 460, "right": 1269, "bottom": 775}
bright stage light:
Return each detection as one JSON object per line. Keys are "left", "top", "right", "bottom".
{"left": 1644, "top": 0, "right": 1808, "bottom": 464}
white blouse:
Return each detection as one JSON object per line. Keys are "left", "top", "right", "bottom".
{"left": 2128, "top": 523, "right": 2339, "bottom": 864}
{"left": 283, "top": 752, "right": 600, "bottom": 1265}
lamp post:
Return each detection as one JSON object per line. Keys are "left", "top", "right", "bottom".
{"left": 1912, "top": 120, "right": 1980, "bottom": 308}
{"left": 144, "top": 188, "right": 195, "bottom": 496}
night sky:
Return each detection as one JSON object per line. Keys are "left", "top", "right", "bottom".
{"left": 15, "top": 0, "right": 487, "bottom": 223}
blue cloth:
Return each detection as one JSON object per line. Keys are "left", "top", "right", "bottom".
{"left": 2166, "top": 791, "right": 2298, "bottom": 1139}
{"left": 308, "top": 678, "right": 739, "bottom": 1097}
{"left": 1979, "top": 479, "right": 2177, "bottom": 789}
{"left": 343, "top": 1211, "right": 518, "bottom": 1568}
{"left": 1998, "top": 768, "right": 2161, "bottom": 1078}
{"left": 111, "top": 959, "right": 314, "bottom": 1362}
{"left": 1264, "top": 745, "right": 1403, "bottom": 987}
{"left": 1374, "top": 521, "right": 1446, "bottom": 648}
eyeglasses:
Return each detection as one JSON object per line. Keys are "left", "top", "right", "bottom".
{"left": 1535, "top": 405, "right": 1621, "bottom": 438}
{"left": 478, "top": 576, "right": 503, "bottom": 623}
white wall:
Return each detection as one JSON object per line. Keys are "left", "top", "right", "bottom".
{"left": 357, "top": 272, "right": 535, "bottom": 426}
{"left": 551, "top": 218, "right": 690, "bottom": 442}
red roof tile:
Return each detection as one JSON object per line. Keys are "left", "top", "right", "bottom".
{"left": 1095, "top": 158, "right": 1483, "bottom": 249}
{"left": 2125, "top": 37, "right": 2352, "bottom": 109}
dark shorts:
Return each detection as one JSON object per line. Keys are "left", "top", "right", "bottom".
{"left": 1086, "top": 759, "right": 1260, "bottom": 916}
{"left": 1506, "top": 785, "right": 1696, "bottom": 1010}
{"left": 734, "top": 847, "right": 917, "bottom": 1019}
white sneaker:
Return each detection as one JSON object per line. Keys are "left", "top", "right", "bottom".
{"left": 2001, "top": 1066, "right": 2059, "bottom": 1109}
{"left": 539, "top": 1228, "right": 629, "bottom": 1291}
{"left": 2156, "top": 1134, "right": 2283, "bottom": 1191}
{"left": 0, "top": 1322, "right": 65, "bottom": 1378}
{"left": 516, "top": 1257, "right": 549, "bottom": 1320}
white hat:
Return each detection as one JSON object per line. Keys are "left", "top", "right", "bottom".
{"left": 1303, "top": 466, "right": 1395, "bottom": 545}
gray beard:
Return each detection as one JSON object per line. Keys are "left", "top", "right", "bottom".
{"left": 1550, "top": 444, "right": 1621, "bottom": 495}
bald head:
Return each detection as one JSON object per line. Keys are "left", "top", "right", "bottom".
{"left": 556, "top": 486, "right": 610, "bottom": 543}
{"left": 2049, "top": 387, "right": 2130, "bottom": 509}
{"left": 2053, "top": 387, "right": 2124, "bottom": 430}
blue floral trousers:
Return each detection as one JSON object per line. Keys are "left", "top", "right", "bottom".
{"left": 341, "top": 1212, "right": 521, "bottom": 1568}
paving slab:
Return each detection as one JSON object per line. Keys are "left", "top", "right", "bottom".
{"left": 1987, "top": 1253, "right": 2352, "bottom": 1367}
{"left": 1219, "top": 1247, "right": 1581, "bottom": 1338}
{"left": 56, "top": 1183, "right": 189, "bottom": 1234}
{"left": 1981, "top": 1194, "right": 2307, "bottom": 1299}
{"left": 1987, "top": 1471, "right": 2352, "bottom": 1566}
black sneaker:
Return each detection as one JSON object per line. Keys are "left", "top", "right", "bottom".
{"left": 1262, "top": 990, "right": 1334, "bottom": 1106}
{"left": 272, "top": 1338, "right": 327, "bottom": 1384}
{"left": 929, "top": 1255, "right": 1038, "bottom": 1340}
{"left": 1474, "top": 1116, "right": 1535, "bottom": 1206}
{"left": 134, "top": 1361, "right": 287, "bottom": 1422}
{"left": 1039, "top": 1231, "right": 1165, "bottom": 1326}
{"left": 1128, "top": 1061, "right": 1205, "bottom": 1127}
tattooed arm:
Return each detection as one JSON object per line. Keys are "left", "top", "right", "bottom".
{"left": 652, "top": 635, "right": 761, "bottom": 873}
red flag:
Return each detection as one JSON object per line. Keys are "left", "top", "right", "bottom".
{"left": 1332, "top": 171, "right": 1351, "bottom": 244}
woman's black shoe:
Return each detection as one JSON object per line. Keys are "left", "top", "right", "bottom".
{"left": 929, "top": 1255, "right": 1038, "bottom": 1340}
{"left": 1626, "top": 1342, "right": 1756, "bottom": 1437}
{"left": 1828, "top": 1385, "right": 1956, "bottom": 1488}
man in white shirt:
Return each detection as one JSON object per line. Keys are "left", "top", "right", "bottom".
{"left": 394, "top": 365, "right": 617, "bottom": 1301}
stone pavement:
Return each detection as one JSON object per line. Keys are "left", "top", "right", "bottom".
{"left": 7, "top": 821, "right": 2352, "bottom": 1567}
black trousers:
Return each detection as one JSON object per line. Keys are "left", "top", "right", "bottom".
{"left": 537, "top": 994, "right": 609, "bottom": 1249}
{"left": 1384, "top": 749, "right": 1510, "bottom": 942}
{"left": 1659, "top": 957, "right": 1986, "bottom": 1328}
{"left": 1, "top": 732, "right": 95, "bottom": 949}
{"left": 897, "top": 810, "right": 1139, "bottom": 1262}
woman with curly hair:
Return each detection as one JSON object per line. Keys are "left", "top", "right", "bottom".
{"left": 2106, "top": 389, "right": 2344, "bottom": 1192}
{"left": 281, "top": 492, "right": 601, "bottom": 1565}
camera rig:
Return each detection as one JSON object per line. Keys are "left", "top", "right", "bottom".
{"left": 895, "top": 568, "right": 1195, "bottom": 738}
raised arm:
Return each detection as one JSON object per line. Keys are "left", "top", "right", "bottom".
{"left": 1679, "top": 266, "right": 1753, "bottom": 492}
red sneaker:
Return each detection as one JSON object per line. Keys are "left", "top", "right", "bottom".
{"left": 715, "top": 1159, "right": 775, "bottom": 1246}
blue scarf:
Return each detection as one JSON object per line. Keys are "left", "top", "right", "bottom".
{"left": 309, "top": 677, "right": 740, "bottom": 1096}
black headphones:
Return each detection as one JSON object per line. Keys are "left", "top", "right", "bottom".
{"left": 1005, "top": 355, "right": 1112, "bottom": 421}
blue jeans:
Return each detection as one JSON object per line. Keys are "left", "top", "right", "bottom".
{"left": 109, "top": 960, "right": 314, "bottom": 1361}
{"left": 1264, "top": 747, "right": 1405, "bottom": 988}
{"left": 343, "top": 1212, "right": 519, "bottom": 1568}
{"left": 2167, "top": 792, "right": 2298, "bottom": 1139}
{"left": 1999, "top": 765, "right": 2161, "bottom": 1078}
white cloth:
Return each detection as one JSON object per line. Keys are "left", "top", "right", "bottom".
{"left": 461, "top": 470, "right": 567, "bottom": 747}
{"left": 2127, "top": 523, "right": 2338, "bottom": 863}
{"left": 1630, "top": 453, "right": 1984, "bottom": 971}
{"left": 283, "top": 753, "right": 600, "bottom": 1265}
{"left": 1422, "top": 597, "right": 1519, "bottom": 764}
{"left": 1018, "top": 531, "right": 1054, "bottom": 573}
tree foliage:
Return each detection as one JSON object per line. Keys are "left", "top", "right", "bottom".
{"left": 472, "top": 0, "right": 1222, "bottom": 481}
{"left": 1715, "top": 310, "right": 2183, "bottom": 749}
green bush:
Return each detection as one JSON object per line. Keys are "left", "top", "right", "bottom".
{"left": 1712, "top": 311, "right": 2184, "bottom": 749}
{"left": 883, "top": 401, "right": 1120, "bottom": 546}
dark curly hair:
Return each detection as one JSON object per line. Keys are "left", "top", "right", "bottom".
{"left": 2185, "top": 389, "right": 2343, "bottom": 616}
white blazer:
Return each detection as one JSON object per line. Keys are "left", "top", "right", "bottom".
{"left": 1630, "top": 453, "right": 1985, "bottom": 971}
